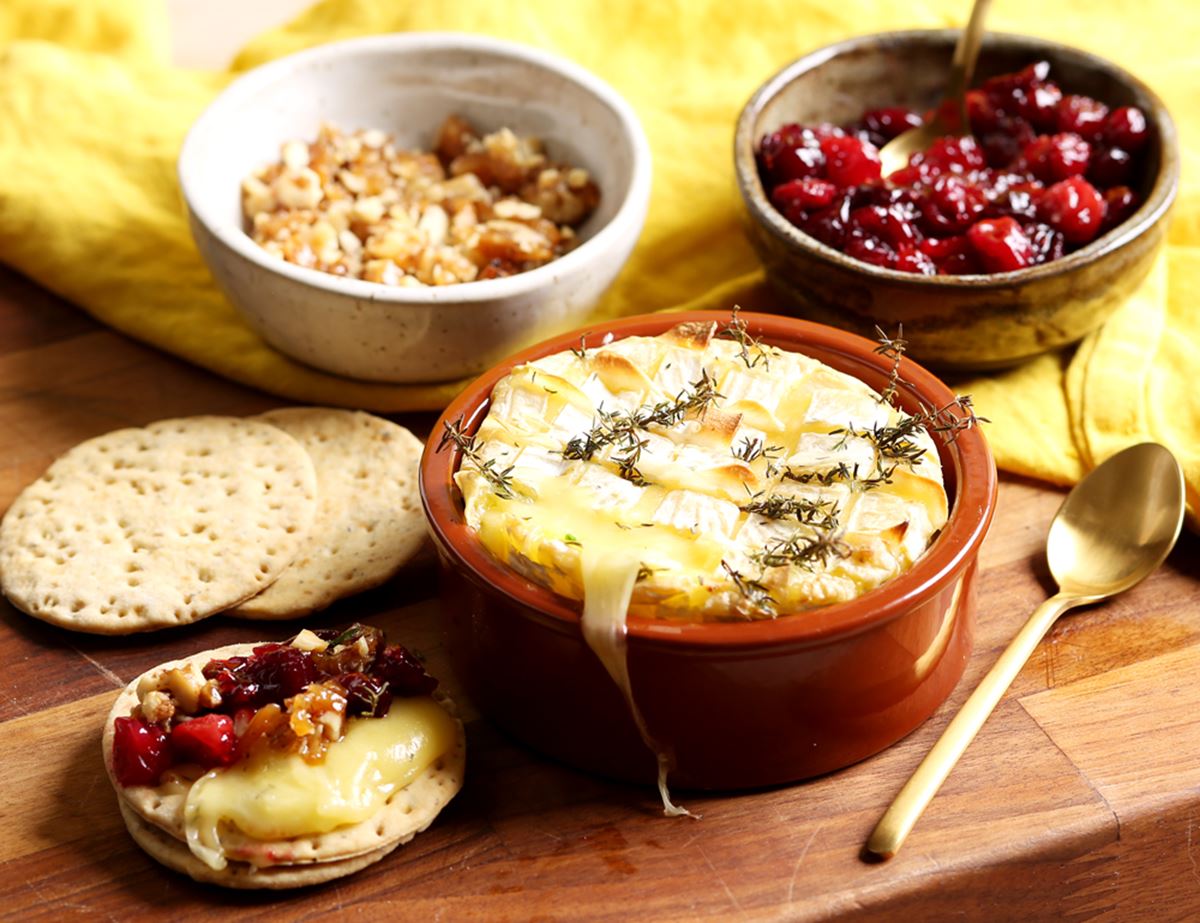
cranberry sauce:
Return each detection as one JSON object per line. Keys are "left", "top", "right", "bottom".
{"left": 757, "top": 62, "right": 1149, "bottom": 275}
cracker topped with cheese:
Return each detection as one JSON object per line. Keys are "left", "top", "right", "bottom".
{"left": 455, "top": 319, "right": 949, "bottom": 620}
{"left": 103, "top": 625, "right": 464, "bottom": 888}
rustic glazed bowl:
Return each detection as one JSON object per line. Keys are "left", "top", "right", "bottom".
{"left": 421, "top": 311, "right": 998, "bottom": 790}
{"left": 179, "top": 33, "right": 651, "bottom": 383}
{"left": 734, "top": 31, "right": 1179, "bottom": 372}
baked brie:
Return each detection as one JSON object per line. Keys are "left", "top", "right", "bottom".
{"left": 456, "top": 320, "right": 948, "bottom": 621}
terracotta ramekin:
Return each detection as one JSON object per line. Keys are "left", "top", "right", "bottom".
{"left": 420, "top": 311, "right": 997, "bottom": 790}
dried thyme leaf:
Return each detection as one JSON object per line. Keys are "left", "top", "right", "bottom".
{"left": 438, "top": 416, "right": 516, "bottom": 499}
{"left": 718, "top": 305, "right": 772, "bottom": 370}
{"left": 721, "top": 560, "right": 777, "bottom": 616}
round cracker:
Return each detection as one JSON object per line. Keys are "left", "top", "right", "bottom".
{"left": 229, "top": 409, "right": 426, "bottom": 620}
{"left": 119, "top": 800, "right": 398, "bottom": 889}
{"left": 0, "top": 417, "right": 317, "bottom": 634}
{"left": 103, "top": 642, "right": 465, "bottom": 883}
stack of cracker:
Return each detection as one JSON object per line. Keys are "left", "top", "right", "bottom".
{"left": 0, "top": 408, "right": 427, "bottom": 633}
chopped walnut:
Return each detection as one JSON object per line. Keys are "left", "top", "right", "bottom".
{"left": 138, "top": 689, "right": 175, "bottom": 726}
{"left": 138, "top": 666, "right": 204, "bottom": 715}
{"left": 242, "top": 118, "right": 599, "bottom": 288}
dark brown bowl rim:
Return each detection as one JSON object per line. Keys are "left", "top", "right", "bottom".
{"left": 420, "top": 311, "right": 998, "bottom": 650}
{"left": 733, "top": 29, "right": 1180, "bottom": 288}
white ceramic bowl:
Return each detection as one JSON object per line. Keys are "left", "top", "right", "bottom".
{"left": 179, "top": 33, "right": 652, "bottom": 383}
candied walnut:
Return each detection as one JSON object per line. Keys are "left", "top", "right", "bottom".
{"left": 311, "top": 623, "right": 385, "bottom": 675}
{"left": 520, "top": 166, "right": 601, "bottom": 225}
{"left": 286, "top": 681, "right": 349, "bottom": 763}
{"left": 243, "top": 119, "right": 598, "bottom": 287}
{"left": 138, "top": 689, "right": 175, "bottom": 726}
{"left": 138, "top": 666, "right": 204, "bottom": 715}
{"left": 435, "top": 114, "right": 477, "bottom": 162}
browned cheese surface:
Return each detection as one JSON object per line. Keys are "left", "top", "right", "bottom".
{"left": 0, "top": 265, "right": 1197, "bottom": 921}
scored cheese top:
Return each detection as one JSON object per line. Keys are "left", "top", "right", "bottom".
{"left": 456, "top": 321, "right": 949, "bottom": 621}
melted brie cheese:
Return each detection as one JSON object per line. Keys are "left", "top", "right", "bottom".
{"left": 183, "top": 698, "right": 456, "bottom": 870}
{"left": 458, "top": 323, "right": 948, "bottom": 621}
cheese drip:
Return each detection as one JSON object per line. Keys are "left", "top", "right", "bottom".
{"left": 183, "top": 697, "right": 456, "bottom": 870}
{"left": 580, "top": 551, "right": 696, "bottom": 819}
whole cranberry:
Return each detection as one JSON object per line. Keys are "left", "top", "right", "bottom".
{"left": 373, "top": 645, "right": 438, "bottom": 697}
{"left": 983, "top": 60, "right": 1051, "bottom": 106}
{"left": 849, "top": 204, "right": 919, "bottom": 249}
{"left": 248, "top": 645, "right": 319, "bottom": 702}
{"left": 919, "top": 234, "right": 981, "bottom": 274}
{"left": 802, "top": 192, "right": 854, "bottom": 249}
{"left": 1088, "top": 145, "right": 1134, "bottom": 187}
{"left": 985, "top": 180, "right": 1044, "bottom": 221}
{"left": 979, "top": 119, "right": 1036, "bottom": 170}
{"left": 1022, "top": 133, "right": 1090, "bottom": 182}
{"left": 772, "top": 145, "right": 826, "bottom": 184}
{"left": 1057, "top": 95, "right": 1109, "bottom": 141}
{"left": 843, "top": 235, "right": 896, "bottom": 269}
{"left": 920, "top": 174, "right": 987, "bottom": 234}
{"left": 1022, "top": 222, "right": 1067, "bottom": 264}
{"left": 966, "top": 90, "right": 1002, "bottom": 134}
{"left": 338, "top": 672, "right": 394, "bottom": 717}
{"left": 1021, "top": 82, "right": 1064, "bottom": 132}
{"left": 915, "top": 135, "right": 986, "bottom": 176}
{"left": 1104, "top": 106, "right": 1149, "bottom": 152}
{"left": 1039, "top": 176, "right": 1105, "bottom": 244}
{"left": 112, "top": 716, "right": 172, "bottom": 787}
{"left": 771, "top": 177, "right": 838, "bottom": 216}
{"left": 170, "top": 714, "right": 238, "bottom": 769}
{"left": 893, "top": 244, "right": 937, "bottom": 275}
{"left": 859, "top": 106, "right": 923, "bottom": 142}
{"left": 967, "top": 217, "right": 1036, "bottom": 272}
{"left": 1101, "top": 186, "right": 1140, "bottom": 231}
{"left": 819, "top": 135, "right": 882, "bottom": 187}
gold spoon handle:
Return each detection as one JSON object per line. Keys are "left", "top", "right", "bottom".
{"left": 944, "top": 0, "right": 994, "bottom": 125}
{"left": 866, "top": 590, "right": 1079, "bottom": 859}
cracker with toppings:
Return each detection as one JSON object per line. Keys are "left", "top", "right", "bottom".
{"left": 103, "top": 628, "right": 465, "bottom": 888}
{"left": 0, "top": 417, "right": 317, "bottom": 634}
{"left": 231, "top": 409, "right": 427, "bottom": 620}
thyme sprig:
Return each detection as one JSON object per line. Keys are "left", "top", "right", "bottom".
{"left": 873, "top": 324, "right": 907, "bottom": 406}
{"left": 731, "top": 435, "right": 784, "bottom": 465}
{"left": 569, "top": 333, "right": 590, "bottom": 361}
{"left": 753, "top": 528, "right": 850, "bottom": 571}
{"left": 833, "top": 418, "right": 927, "bottom": 466}
{"left": 781, "top": 461, "right": 898, "bottom": 491}
{"left": 836, "top": 395, "right": 988, "bottom": 472}
{"left": 721, "top": 560, "right": 777, "bottom": 616}
{"left": 740, "top": 491, "right": 839, "bottom": 528}
{"left": 438, "top": 416, "right": 516, "bottom": 499}
{"left": 781, "top": 461, "right": 852, "bottom": 487}
{"left": 561, "top": 371, "right": 722, "bottom": 483}
{"left": 718, "top": 306, "right": 772, "bottom": 370}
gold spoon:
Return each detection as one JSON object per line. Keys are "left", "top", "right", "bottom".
{"left": 878, "top": 0, "right": 994, "bottom": 178}
{"left": 867, "top": 442, "right": 1186, "bottom": 859}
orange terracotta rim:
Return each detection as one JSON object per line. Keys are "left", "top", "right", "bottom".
{"left": 420, "top": 310, "right": 998, "bottom": 649}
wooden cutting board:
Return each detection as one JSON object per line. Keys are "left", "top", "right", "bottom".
{"left": 0, "top": 266, "right": 1197, "bottom": 922}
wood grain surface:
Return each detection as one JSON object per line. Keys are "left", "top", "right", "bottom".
{"left": 0, "top": 264, "right": 1197, "bottom": 921}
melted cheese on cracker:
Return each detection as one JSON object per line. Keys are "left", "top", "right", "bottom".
{"left": 183, "top": 698, "right": 456, "bottom": 870}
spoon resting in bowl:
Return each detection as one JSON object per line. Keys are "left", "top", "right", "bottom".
{"left": 878, "top": 0, "right": 994, "bottom": 178}
{"left": 866, "top": 442, "right": 1186, "bottom": 859}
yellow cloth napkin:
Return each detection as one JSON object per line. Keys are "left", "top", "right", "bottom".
{"left": 0, "top": 0, "right": 1196, "bottom": 520}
